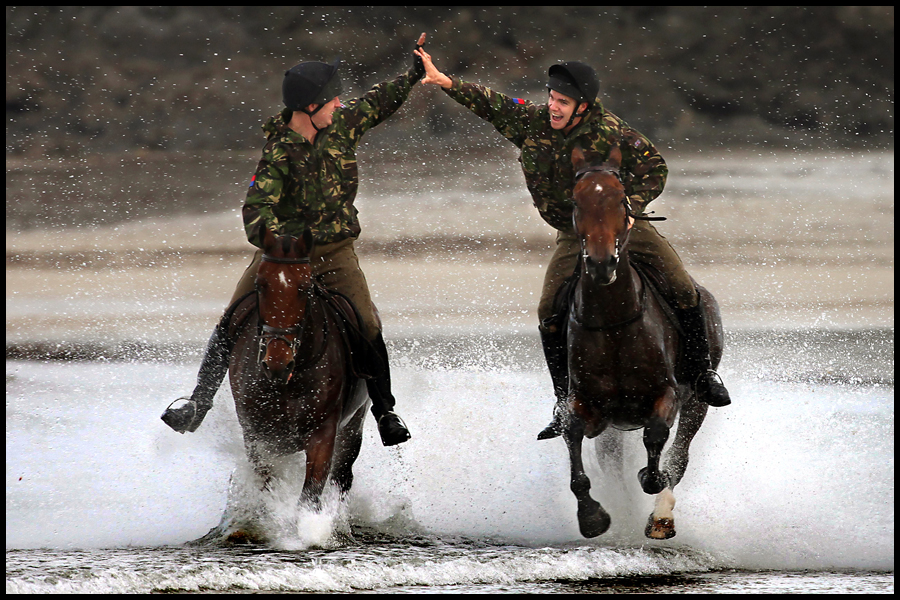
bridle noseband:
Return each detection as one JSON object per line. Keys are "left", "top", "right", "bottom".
{"left": 259, "top": 255, "right": 311, "bottom": 265}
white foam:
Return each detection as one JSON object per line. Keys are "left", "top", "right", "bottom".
{"left": 5, "top": 357, "right": 894, "bottom": 574}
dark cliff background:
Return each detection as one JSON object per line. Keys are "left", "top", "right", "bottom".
{"left": 6, "top": 6, "right": 894, "bottom": 157}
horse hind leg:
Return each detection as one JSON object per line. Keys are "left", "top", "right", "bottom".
{"left": 594, "top": 427, "right": 625, "bottom": 481}
{"left": 662, "top": 394, "right": 708, "bottom": 489}
{"left": 638, "top": 414, "right": 671, "bottom": 495}
{"left": 331, "top": 400, "right": 368, "bottom": 500}
{"left": 645, "top": 487, "right": 677, "bottom": 540}
{"left": 644, "top": 394, "right": 709, "bottom": 540}
{"left": 565, "top": 415, "right": 611, "bottom": 538}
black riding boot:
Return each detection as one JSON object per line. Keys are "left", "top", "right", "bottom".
{"left": 161, "top": 318, "right": 232, "bottom": 433}
{"left": 677, "top": 304, "right": 731, "bottom": 407}
{"left": 537, "top": 326, "right": 570, "bottom": 440}
{"left": 366, "top": 333, "right": 411, "bottom": 446}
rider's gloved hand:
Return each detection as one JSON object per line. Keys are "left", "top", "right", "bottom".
{"left": 410, "top": 32, "right": 427, "bottom": 83}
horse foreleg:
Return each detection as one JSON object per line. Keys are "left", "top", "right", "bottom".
{"left": 638, "top": 388, "right": 677, "bottom": 495}
{"left": 300, "top": 422, "right": 337, "bottom": 511}
{"left": 564, "top": 413, "right": 611, "bottom": 538}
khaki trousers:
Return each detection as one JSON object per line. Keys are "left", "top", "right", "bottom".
{"left": 537, "top": 221, "right": 699, "bottom": 328}
{"left": 229, "top": 237, "right": 381, "bottom": 341}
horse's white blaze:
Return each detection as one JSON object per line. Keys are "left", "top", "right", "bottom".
{"left": 595, "top": 183, "right": 604, "bottom": 194}
{"left": 277, "top": 271, "right": 289, "bottom": 288}
{"left": 652, "top": 487, "right": 676, "bottom": 520}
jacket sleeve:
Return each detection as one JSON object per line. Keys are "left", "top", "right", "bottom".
{"left": 340, "top": 71, "right": 418, "bottom": 143}
{"left": 443, "top": 77, "right": 536, "bottom": 148}
{"left": 619, "top": 128, "right": 667, "bottom": 214}
{"left": 242, "top": 142, "right": 289, "bottom": 249}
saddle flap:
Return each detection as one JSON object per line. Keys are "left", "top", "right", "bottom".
{"left": 224, "top": 291, "right": 258, "bottom": 339}
{"left": 628, "top": 258, "right": 683, "bottom": 336}
{"left": 315, "top": 285, "right": 384, "bottom": 380}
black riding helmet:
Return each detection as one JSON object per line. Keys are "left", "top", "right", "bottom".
{"left": 283, "top": 58, "right": 343, "bottom": 116}
{"left": 546, "top": 61, "right": 599, "bottom": 105}
{"left": 547, "top": 61, "right": 599, "bottom": 129}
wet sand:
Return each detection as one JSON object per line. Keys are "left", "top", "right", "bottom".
{"left": 6, "top": 149, "right": 894, "bottom": 351}
{"left": 6, "top": 226, "right": 892, "bottom": 350}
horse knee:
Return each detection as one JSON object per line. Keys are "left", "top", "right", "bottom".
{"left": 571, "top": 472, "right": 592, "bottom": 496}
{"left": 643, "top": 418, "right": 670, "bottom": 450}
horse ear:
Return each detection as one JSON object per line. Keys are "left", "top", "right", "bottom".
{"left": 608, "top": 145, "right": 623, "bottom": 169}
{"left": 301, "top": 228, "right": 315, "bottom": 256}
{"left": 571, "top": 145, "right": 587, "bottom": 171}
{"left": 262, "top": 228, "right": 277, "bottom": 253}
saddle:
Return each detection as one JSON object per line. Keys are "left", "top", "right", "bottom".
{"left": 223, "top": 286, "right": 383, "bottom": 380}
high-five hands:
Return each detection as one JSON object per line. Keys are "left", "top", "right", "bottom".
{"left": 413, "top": 37, "right": 453, "bottom": 89}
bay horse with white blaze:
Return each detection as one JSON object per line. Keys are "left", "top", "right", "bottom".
{"left": 562, "top": 145, "right": 723, "bottom": 539}
{"left": 223, "top": 229, "right": 369, "bottom": 527}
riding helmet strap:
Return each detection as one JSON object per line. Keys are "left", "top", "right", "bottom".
{"left": 302, "top": 102, "right": 327, "bottom": 132}
{"left": 565, "top": 101, "right": 590, "bottom": 130}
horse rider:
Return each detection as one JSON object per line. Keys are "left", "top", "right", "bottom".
{"left": 161, "top": 35, "right": 431, "bottom": 446}
{"left": 414, "top": 47, "right": 731, "bottom": 440}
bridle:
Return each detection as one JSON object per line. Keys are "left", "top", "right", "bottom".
{"left": 574, "top": 162, "right": 667, "bottom": 262}
{"left": 256, "top": 253, "right": 327, "bottom": 368}
{"left": 571, "top": 165, "right": 656, "bottom": 330}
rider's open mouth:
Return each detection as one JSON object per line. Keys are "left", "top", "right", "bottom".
{"left": 551, "top": 113, "right": 564, "bottom": 123}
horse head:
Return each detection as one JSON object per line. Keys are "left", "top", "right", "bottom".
{"left": 256, "top": 228, "right": 315, "bottom": 384}
{"left": 571, "top": 145, "right": 632, "bottom": 285}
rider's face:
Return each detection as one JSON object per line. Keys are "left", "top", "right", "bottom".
{"left": 548, "top": 90, "right": 584, "bottom": 130}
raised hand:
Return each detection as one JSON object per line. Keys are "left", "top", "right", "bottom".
{"left": 413, "top": 43, "right": 452, "bottom": 89}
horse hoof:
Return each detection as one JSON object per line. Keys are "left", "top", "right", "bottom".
{"left": 645, "top": 515, "right": 676, "bottom": 540}
{"left": 638, "top": 467, "right": 669, "bottom": 495}
{"left": 224, "top": 529, "right": 263, "bottom": 544}
{"left": 577, "top": 504, "right": 611, "bottom": 538}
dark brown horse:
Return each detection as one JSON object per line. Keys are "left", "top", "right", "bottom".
{"left": 562, "top": 145, "right": 723, "bottom": 540}
{"left": 226, "top": 228, "right": 369, "bottom": 521}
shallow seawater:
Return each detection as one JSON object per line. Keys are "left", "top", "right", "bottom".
{"left": 5, "top": 330, "right": 894, "bottom": 593}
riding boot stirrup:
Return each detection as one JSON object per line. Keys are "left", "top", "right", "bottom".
{"left": 161, "top": 396, "right": 212, "bottom": 434}
{"left": 161, "top": 319, "right": 232, "bottom": 434}
{"left": 377, "top": 411, "right": 411, "bottom": 446}
{"left": 537, "top": 397, "right": 569, "bottom": 440}
{"left": 695, "top": 369, "right": 732, "bottom": 407}
{"left": 677, "top": 303, "right": 732, "bottom": 408}
{"left": 538, "top": 327, "right": 569, "bottom": 441}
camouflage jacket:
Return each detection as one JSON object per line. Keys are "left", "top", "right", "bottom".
{"left": 443, "top": 78, "right": 668, "bottom": 232}
{"left": 242, "top": 71, "right": 417, "bottom": 247}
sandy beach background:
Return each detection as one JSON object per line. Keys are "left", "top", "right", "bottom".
{"left": 6, "top": 147, "right": 893, "bottom": 358}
